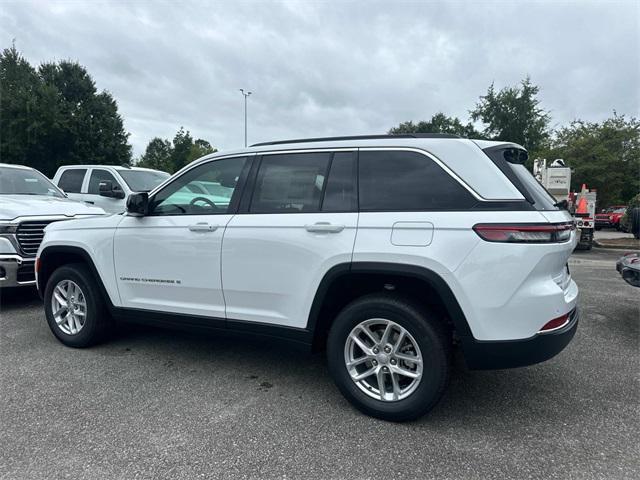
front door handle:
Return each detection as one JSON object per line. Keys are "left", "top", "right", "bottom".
{"left": 305, "top": 222, "right": 345, "bottom": 233}
{"left": 188, "top": 222, "right": 218, "bottom": 232}
{"left": 85, "top": 200, "right": 95, "bottom": 205}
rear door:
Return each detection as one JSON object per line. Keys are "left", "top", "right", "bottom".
{"left": 56, "top": 168, "right": 87, "bottom": 202}
{"left": 222, "top": 150, "right": 358, "bottom": 328}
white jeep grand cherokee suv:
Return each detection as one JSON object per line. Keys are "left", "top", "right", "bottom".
{"left": 36, "top": 135, "right": 579, "bottom": 421}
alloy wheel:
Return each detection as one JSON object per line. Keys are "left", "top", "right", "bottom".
{"left": 344, "top": 318, "right": 423, "bottom": 401}
{"left": 51, "top": 279, "right": 87, "bottom": 335}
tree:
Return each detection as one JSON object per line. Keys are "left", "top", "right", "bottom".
{"left": 0, "top": 45, "right": 41, "bottom": 171}
{"left": 540, "top": 114, "right": 639, "bottom": 208}
{"left": 0, "top": 46, "right": 132, "bottom": 177}
{"left": 470, "top": 77, "right": 550, "bottom": 154}
{"left": 389, "top": 112, "right": 482, "bottom": 138}
{"left": 137, "top": 128, "right": 216, "bottom": 173}
{"left": 137, "top": 138, "right": 173, "bottom": 172}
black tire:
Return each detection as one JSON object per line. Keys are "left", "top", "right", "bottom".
{"left": 631, "top": 208, "right": 640, "bottom": 240}
{"left": 44, "top": 263, "right": 112, "bottom": 347}
{"left": 327, "top": 294, "right": 450, "bottom": 422}
{"left": 595, "top": 226, "right": 602, "bottom": 231}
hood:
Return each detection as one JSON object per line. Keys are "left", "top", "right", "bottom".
{"left": 45, "top": 211, "right": 123, "bottom": 231}
{"left": 0, "top": 195, "right": 105, "bottom": 221}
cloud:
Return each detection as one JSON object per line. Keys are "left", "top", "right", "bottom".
{"left": 2, "top": 0, "right": 638, "bottom": 156}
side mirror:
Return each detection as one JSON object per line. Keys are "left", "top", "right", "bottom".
{"left": 112, "top": 184, "right": 125, "bottom": 199}
{"left": 126, "top": 192, "right": 148, "bottom": 216}
{"left": 99, "top": 181, "right": 125, "bottom": 199}
{"left": 99, "top": 180, "right": 113, "bottom": 197}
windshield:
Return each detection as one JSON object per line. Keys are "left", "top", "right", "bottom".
{"left": 119, "top": 170, "right": 170, "bottom": 192}
{"left": 0, "top": 166, "right": 64, "bottom": 197}
{"left": 508, "top": 163, "right": 558, "bottom": 211}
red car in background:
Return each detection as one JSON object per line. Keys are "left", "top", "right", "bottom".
{"left": 595, "top": 206, "right": 627, "bottom": 230}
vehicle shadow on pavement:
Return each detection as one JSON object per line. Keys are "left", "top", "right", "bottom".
{"left": 6, "top": 290, "right": 619, "bottom": 428}
{"left": 100, "top": 321, "right": 580, "bottom": 427}
{"left": 0, "top": 287, "right": 41, "bottom": 312}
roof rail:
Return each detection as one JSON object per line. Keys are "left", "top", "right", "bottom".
{"left": 250, "top": 133, "right": 460, "bottom": 147}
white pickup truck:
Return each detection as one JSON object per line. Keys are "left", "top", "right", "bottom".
{"left": 52, "top": 165, "right": 170, "bottom": 214}
{"left": 0, "top": 163, "right": 105, "bottom": 288}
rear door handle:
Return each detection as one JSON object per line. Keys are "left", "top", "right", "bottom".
{"left": 305, "top": 222, "right": 345, "bottom": 233}
{"left": 188, "top": 222, "right": 218, "bottom": 232}
{"left": 85, "top": 201, "right": 95, "bottom": 205}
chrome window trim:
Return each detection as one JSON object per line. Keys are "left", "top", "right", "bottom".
{"left": 147, "top": 145, "right": 524, "bottom": 205}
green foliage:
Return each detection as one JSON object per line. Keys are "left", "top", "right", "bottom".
{"left": 470, "top": 77, "right": 550, "bottom": 154}
{"left": 540, "top": 114, "right": 639, "bottom": 208}
{"left": 137, "top": 138, "right": 173, "bottom": 172}
{"left": 389, "top": 112, "right": 482, "bottom": 138}
{"left": 0, "top": 46, "right": 131, "bottom": 177}
{"left": 621, "top": 193, "right": 640, "bottom": 231}
{"left": 137, "top": 127, "right": 216, "bottom": 173}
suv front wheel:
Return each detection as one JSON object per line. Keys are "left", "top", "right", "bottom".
{"left": 44, "top": 263, "right": 112, "bottom": 347}
{"left": 327, "top": 294, "right": 450, "bottom": 422}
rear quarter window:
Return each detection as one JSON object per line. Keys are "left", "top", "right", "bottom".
{"left": 358, "top": 150, "right": 476, "bottom": 211}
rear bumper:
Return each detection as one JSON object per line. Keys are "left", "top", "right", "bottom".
{"left": 595, "top": 219, "right": 613, "bottom": 227}
{"left": 0, "top": 255, "right": 36, "bottom": 288}
{"left": 461, "top": 307, "right": 579, "bottom": 370}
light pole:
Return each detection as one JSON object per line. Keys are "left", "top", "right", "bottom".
{"left": 239, "top": 89, "right": 252, "bottom": 147}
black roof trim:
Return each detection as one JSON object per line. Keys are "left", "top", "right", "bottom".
{"left": 250, "top": 133, "right": 460, "bottom": 147}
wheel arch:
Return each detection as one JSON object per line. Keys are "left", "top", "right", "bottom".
{"left": 307, "top": 262, "right": 473, "bottom": 352}
{"left": 37, "top": 245, "right": 115, "bottom": 308}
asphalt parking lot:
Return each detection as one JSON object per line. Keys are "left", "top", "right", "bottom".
{"left": 0, "top": 249, "right": 638, "bottom": 480}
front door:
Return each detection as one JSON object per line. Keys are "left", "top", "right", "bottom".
{"left": 84, "top": 168, "right": 125, "bottom": 213}
{"left": 113, "top": 156, "right": 250, "bottom": 318}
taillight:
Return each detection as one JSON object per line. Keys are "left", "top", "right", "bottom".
{"left": 473, "top": 223, "right": 574, "bottom": 243}
{"left": 539, "top": 313, "right": 570, "bottom": 333}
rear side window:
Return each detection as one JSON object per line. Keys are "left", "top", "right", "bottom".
{"left": 87, "top": 169, "right": 121, "bottom": 194}
{"left": 321, "top": 152, "right": 357, "bottom": 212}
{"left": 250, "top": 153, "right": 331, "bottom": 213}
{"left": 358, "top": 151, "right": 476, "bottom": 211}
{"left": 57, "top": 169, "right": 86, "bottom": 193}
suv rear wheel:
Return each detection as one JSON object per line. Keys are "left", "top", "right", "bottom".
{"left": 44, "top": 263, "right": 112, "bottom": 347}
{"left": 327, "top": 294, "right": 450, "bottom": 422}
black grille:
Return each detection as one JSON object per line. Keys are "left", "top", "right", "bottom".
{"left": 16, "top": 221, "right": 55, "bottom": 256}
{"left": 17, "top": 261, "right": 36, "bottom": 283}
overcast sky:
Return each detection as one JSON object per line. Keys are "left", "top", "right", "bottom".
{"left": 2, "top": 0, "right": 638, "bottom": 157}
